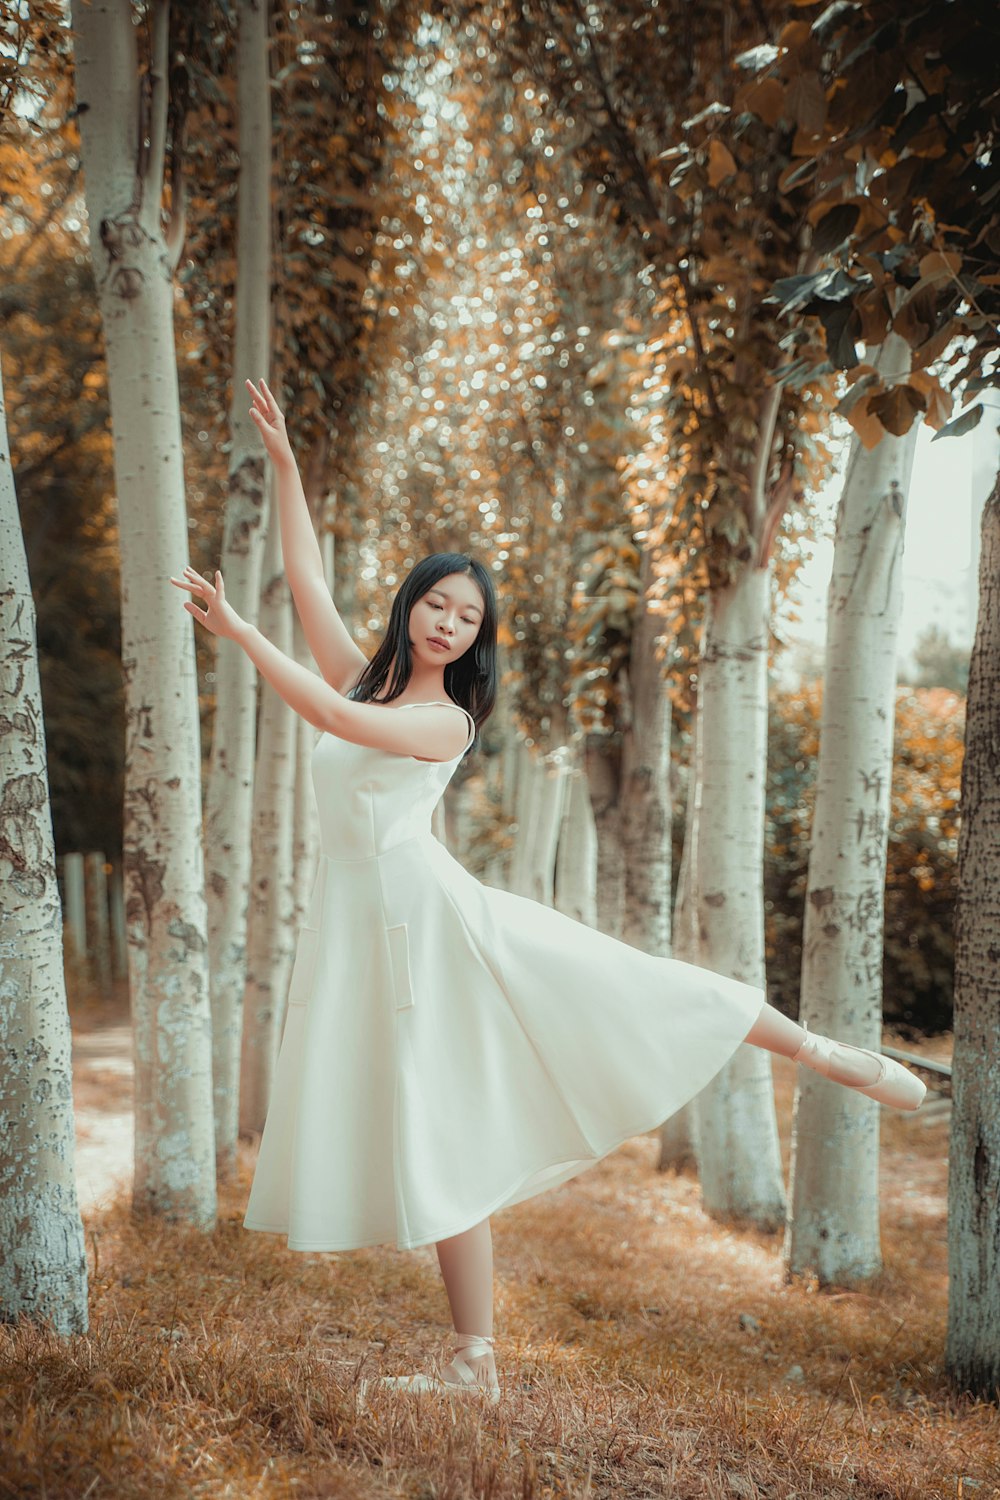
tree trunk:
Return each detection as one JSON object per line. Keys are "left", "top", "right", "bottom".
{"left": 509, "top": 741, "right": 540, "bottom": 895}
{"left": 693, "top": 564, "right": 786, "bottom": 1229}
{"left": 204, "top": 0, "right": 273, "bottom": 1180}
{"left": 785, "top": 332, "right": 917, "bottom": 1285}
{"left": 84, "top": 851, "right": 113, "bottom": 999}
{"left": 72, "top": 0, "right": 216, "bottom": 1226}
{"left": 524, "top": 748, "right": 569, "bottom": 906}
{"left": 584, "top": 735, "right": 626, "bottom": 937}
{"left": 946, "top": 477, "right": 1000, "bottom": 1400}
{"left": 62, "top": 852, "right": 86, "bottom": 974}
{"left": 555, "top": 762, "right": 598, "bottom": 926}
{"left": 290, "top": 607, "right": 320, "bottom": 930}
{"left": 0, "top": 353, "right": 89, "bottom": 1334}
{"left": 239, "top": 508, "right": 297, "bottom": 1132}
{"left": 656, "top": 707, "right": 702, "bottom": 1172}
{"left": 622, "top": 546, "right": 672, "bottom": 954}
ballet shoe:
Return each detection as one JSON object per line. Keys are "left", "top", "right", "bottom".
{"left": 357, "top": 1333, "right": 501, "bottom": 1409}
{"left": 791, "top": 1023, "right": 926, "bottom": 1112}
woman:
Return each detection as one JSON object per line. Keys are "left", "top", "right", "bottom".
{"left": 170, "top": 378, "right": 926, "bottom": 1409}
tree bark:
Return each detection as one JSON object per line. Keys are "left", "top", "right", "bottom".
{"left": 584, "top": 735, "right": 626, "bottom": 938}
{"left": 509, "top": 741, "right": 540, "bottom": 895}
{"left": 290, "top": 608, "right": 320, "bottom": 931}
{"left": 239, "top": 506, "right": 297, "bottom": 1133}
{"left": 72, "top": 0, "right": 216, "bottom": 1226}
{"left": 622, "top": 546, "right": 672, "bottom": 954}
{"left": 656, "top": 705, "right": 702, "bottom": 1172}
{"left": 692, "top": 563, "right": 786, "bottom": 1229}
{"left": 524, "top": 748, "right": 570, "bottom": 906}
{"left": 0, "top": 353, "right": 89, "bottom": 1334}
{"left": 785, "top": 332, "right": 917, "bottom": 1285}
{"left": 555, "top": 762, "right": 598, "bottom": 926}
{"left": 946, "top": 476, "right": 1000, "bottom": 1400}
{"left": 205, "top": 0, "right": 273, "bottom": 1180}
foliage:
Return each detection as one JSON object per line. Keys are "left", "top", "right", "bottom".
{"left": 448, "top": 0, "right": 841, "bottom": 652}
{"left": 740, "top": 0, "right": 1000, "bottom": 448}
{"left": 178, "top": 0, "right": 419, "bottom": 490}
{"left": 1, "top": 72, "right": 124, "bottom": 856}
{"left": 759, "top": 680, "right": 962, "bottom": 1036}
{"left": 338, "top": 17, "right": 646, "bottom": 748}
{"left": 908, "top": 623, "right": 970, "bottom": 695}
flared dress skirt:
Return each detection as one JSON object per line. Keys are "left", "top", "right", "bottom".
{"left": 242, "top": 703, "right": 768, "bottom": 1252}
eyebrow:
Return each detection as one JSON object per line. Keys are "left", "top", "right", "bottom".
{"left": 428, "top": 588, "right": 483, "bottom": 617}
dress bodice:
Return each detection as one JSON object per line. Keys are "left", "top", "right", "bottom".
{"left": 310, "top": 700, "right": 476, "bottom": 861}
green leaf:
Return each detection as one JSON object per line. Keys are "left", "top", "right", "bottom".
{"left": 930, "top": 403, "right": 984, "bottom": 442}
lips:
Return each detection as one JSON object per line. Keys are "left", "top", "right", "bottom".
{"left": 427, "top": 638, "right": 450, "bottom": 651}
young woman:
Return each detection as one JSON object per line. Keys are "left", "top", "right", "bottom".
{"left": 170, "top": 378, "right": 926, "bottom": 1410}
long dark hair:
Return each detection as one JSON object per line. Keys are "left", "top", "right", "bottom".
{"left": 348, "top": 553, "right": 498, "bottom": 753}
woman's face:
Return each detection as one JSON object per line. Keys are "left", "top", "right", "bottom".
{"left": 409, "top": 572, "right": 485, "bottom": 665}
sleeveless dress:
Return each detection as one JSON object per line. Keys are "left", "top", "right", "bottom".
{"left": 242, "top": 699, "right": 767, "bottom": 1252}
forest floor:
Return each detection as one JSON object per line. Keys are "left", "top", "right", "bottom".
{"left": 1, "top": 988, "right": 996, "bottom": 1499}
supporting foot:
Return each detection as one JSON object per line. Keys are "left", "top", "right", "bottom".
{"left": 357, "top": 1333, "right": 501, "bottom": 1408}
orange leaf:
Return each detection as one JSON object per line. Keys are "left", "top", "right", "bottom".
{"left": 845, "top": 394, "right": 887, "bottom": 451}
{"left": 707, "top": 138, "right": 738, "bottom": 187}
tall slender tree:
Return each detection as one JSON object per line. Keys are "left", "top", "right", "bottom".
{"left": 71, "top": 0, "right": 216, "bottom": 1226}
{"left": 785, "top": 331, "right": 919, "bottom": 1284}
{"left": 0, "top": 353, "right": 89, "bottom": 1334}
{"left": 947, "top": 478, "right": 1000, "bottom": 1398}
{"left": 202, "top": 0, "right": 273, "bottom": 1181}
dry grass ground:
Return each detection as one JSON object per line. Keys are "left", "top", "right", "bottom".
{"left": 2, "top": 1018, "right": 997, "bottom": 1500}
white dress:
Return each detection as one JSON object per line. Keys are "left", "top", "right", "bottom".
{"left": 242, "top": 699, "right": 767, "bottom": 1253}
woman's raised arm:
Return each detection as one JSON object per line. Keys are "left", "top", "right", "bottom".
{"left": 247, "top": 378, "right": 367, "bottom": 694}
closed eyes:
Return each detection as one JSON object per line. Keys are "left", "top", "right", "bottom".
{"left": 430, "top": 602, "right": 477, "bottom": 625}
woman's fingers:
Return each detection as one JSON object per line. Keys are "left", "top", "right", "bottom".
{"left": 170, "top": 566, "right": 215, "bottom": 596}
{"left": 259, "top": 376, "right": 282, "bottom": 420}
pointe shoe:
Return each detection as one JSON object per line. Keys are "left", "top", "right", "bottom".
{"left": 791, "top": 1024, "right": 926, "bottom": 1112}
{"left": 357, "top": 1333, "right": 501, "bottom": 1409}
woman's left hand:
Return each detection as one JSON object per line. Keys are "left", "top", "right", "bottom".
{"left": 170, "top": 566, "right": 246, "bottom": 641}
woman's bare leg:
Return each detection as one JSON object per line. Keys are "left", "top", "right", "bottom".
{"left": 744, "top": 999, "right": 882, "bottom": 1085}
{"left": 434, "top": 1217, "right": 496, "bottom": 1384}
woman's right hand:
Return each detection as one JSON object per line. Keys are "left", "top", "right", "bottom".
{"left": 246, "top": 377, "right": 294, "bottom": 466}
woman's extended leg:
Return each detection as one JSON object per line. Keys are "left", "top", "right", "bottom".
{"left": 745, "top": 1000, "right": 883, "bottom": 1086}
{"left": 435, "top": 1217, "right": 497, "bottom": 1386}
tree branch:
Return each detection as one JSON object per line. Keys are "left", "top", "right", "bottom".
{"left": 141, "top": 0, "right": 170, "bottom": 235}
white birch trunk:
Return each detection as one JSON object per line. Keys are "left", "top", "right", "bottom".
{"left": 555, "top": 763, "right": 598, "bottom": 926}
{"left": 622, "top": 548, "right": 672, "bottom": 954}
{"left": 946, "top": 479, "right": 1000, "bottom": 1398}
{"left": 239, "top": 510, "right": 298, "bottom": 1131}
{"left": 584, "top": 737, "right": 626, "bottom": 938}
{"left": 693, "top": 564, "right": 786, "bottom": 1228}
{"left": 524, "top": 748, "right": 569, "bottom": 906}
{"left": 656, "top": 708, "right": 702, "bottom": 1171}
{"left": 785, "top": 332, "right": 917, "bottom": 1283}
{"left": 0, "top": 354, "right": 89, "bottom": 1333}
{"left": 510, "top": 742, "right": 541, "bottom": 895}
{"left": 84, "top": 851, "right": 113, "bottom": 1000}
{"left": 290, "top": 608, "right": 320, "bottom": 930}
{"left": 110, "top": 859, "right": 128, "bottom": 978}
{"left": 63, "top": 853, "right": 86, "bottom": 971}
{"left": 204, "top": 0, "right": 272, "bottom": 1179}
{"left": 499, "top": 680, "right": 519, "bottom": 825}
{"left": 72, "top": 0, "right": 216, "bottom": 1225}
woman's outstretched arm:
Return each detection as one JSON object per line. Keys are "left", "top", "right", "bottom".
{"left": 168, "top": 566, "right": 469, "bottom": 762}
{"left": 247, "top": 378, "right": 367, "bottom": 693}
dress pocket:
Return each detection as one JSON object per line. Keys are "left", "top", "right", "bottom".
{"left": 287, "top": 926, "right": 320, "bottom": 1008}
{"left": 385, "top": 922, "right": 414, "bottom": 1010}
